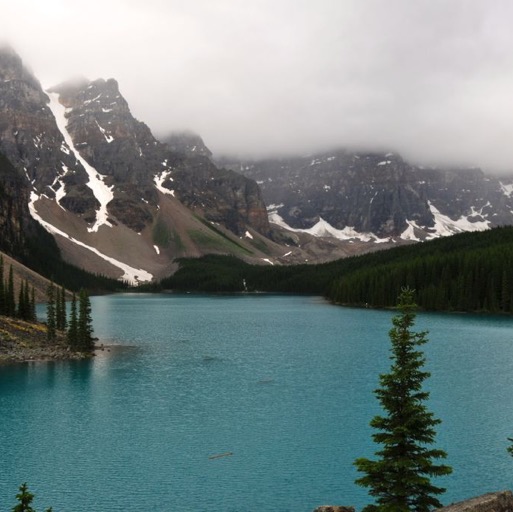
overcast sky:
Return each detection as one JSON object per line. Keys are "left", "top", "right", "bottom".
{"left": 1, "top": 0, "right": 513, "bottom": 169}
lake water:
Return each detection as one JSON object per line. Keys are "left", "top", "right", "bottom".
{"left": 1, "top": 294, "right": 513, "bottom": 511}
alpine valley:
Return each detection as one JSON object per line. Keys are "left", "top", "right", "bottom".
{"left": 2, "top": 44, "right": 513, "bottom": 285}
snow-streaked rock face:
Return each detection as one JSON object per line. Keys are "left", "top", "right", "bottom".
{"left": 0, "top": 46, "right": 276, "bottom": 284}
{"left": 46, "top": 92, "right": 113, "bottom": 232}
{"left": 225, "top": 150, "right": 513, "bottom": 242}
{"left": 28, "top": 192, "right": 152, "bottom": 284}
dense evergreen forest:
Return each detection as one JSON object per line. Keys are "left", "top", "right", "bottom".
{"left": 159, "top": 226, "right": 513, "bottom": 314}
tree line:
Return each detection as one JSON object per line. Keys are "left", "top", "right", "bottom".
{"left": 0, "top": 256, "right": 36, "bottom": 321}
{"left": 45, "top": 282, "right": 95, "bottom": 351}
{"left": 0, "top": 255, "right": 95, "bottom": 352}
{"left": 327, "top": 227, "right": 513, "bottom": 312}
{"left": 158, "top": 226, "right": 513, "bottom": 314}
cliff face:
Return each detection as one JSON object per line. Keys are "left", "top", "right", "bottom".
{"left": 0, "top": 46, "right": 278, "bottom": 281}
{"left": 221, "top": 150, "right": 513, "bottom": 240}
{"left": 49, "top": 77, "right": 270, "bottom": 236}
{"left": 0, "top": 46, "right": 97, "bottom": 218}
{"left": 0, "top": 152, "right": 32, "bottom": 257}
{"left": 165, "top": 152, "right": 270, "bottom": 236}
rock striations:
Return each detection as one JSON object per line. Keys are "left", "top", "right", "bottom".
{"left": 3, "top": 44, "right": 513, "bottom": 283}
{"left": 0, "top": 45, "right": 281, "bottom": 282}
{"left": 221, "top": 151, "right": 513, "bottom": 242}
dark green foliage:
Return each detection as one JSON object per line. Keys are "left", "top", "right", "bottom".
{"left": 6, "top": 265, "right": 15, "bottom": 317}
{"left": 67, "top": 292, "right": 78, "bottom": 348}
{"left": 17, "top": 280, "right": 31, "bottom": 320}
{"left": 46, "top": 281, "right": 56, "bottom": 342}
{"left": 22, "top": 224, "right": 127, "bottom": 293}
{"left": 160, "top": 254, "right": 341, "bottom": 294}
{"left": 152, "top": 214, "right": 171, "bottom": 248}
{"left": 0, "top": 254, "right": 5, "bottom": 315}
{"left": 11, "top": 483, "right": 52, "bottom": 512}
{"left": 328, "top": 227, "right": 513, "bottom": 313}
{"left": 12, "top": 483, "right": 35, "bottom": 512}
{"left": 55, "top": 285, "right": 67, "bottom": 331}
{"left": 161, "top": 227, "right": 513, "bottom": 314}
{"left": 30, "top": 286, "right": 36, "bottom": 322}
{"left": 354, "top": 289, "right": 452, "bottom": 511}
{"left": 77, "top": 289, "right": 94, "bottom": 351}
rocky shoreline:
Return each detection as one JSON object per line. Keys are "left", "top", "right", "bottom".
{"left": 312, "top": 490, "right": 513, "bottom": 512}
{"left": 0, "top": 315, "right": 92, "bottom": 363}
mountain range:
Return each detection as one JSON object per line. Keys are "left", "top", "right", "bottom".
{"left": 1, "top": 44, "right": 513, "bottom": 285}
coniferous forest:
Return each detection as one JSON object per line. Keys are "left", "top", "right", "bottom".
{"left": 159, "top": 226, "right": 513, "bottom": 314}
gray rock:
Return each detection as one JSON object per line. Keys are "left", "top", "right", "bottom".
{"left": 221, "top": 150, "right": 513, "bottom": 239}
{"left": 437, "top": 490, "right": 513, "bottom": 511}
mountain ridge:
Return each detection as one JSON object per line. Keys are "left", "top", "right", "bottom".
{"left": 218, "top": 150, "right": 513, "bottom": 241}
{"left": 2, "top": 44, "right": 513, "bottom": 285}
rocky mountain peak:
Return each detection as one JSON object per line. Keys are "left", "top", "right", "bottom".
{"left": 161, "top": 131, "right": 212, "bottom": 158}
{"left": 224, "top": 149, "right": 513, "bottom": 242}
{"left": 0, "top": 47, "right": 280, "bottom": 283}
{"left": 0, "top": 44, "right": 36, "bottom": 83}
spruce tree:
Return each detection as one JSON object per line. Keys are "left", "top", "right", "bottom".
{"left": 12, "top": 482, "right": 52, "bottom": 512}
{"left": 354, "top": 288, "right": 452, "bottom": 512}
{"left": 13, "top": 482, "right": 35, "bottom": 512}
{"left": 55, "top": 285, "right": 67, "bottom": 331}
{"left": 30, "top": 286, "right": 36, "bottom": 322}
{"left": 23, "top": 281, "right": 31, "bottom": 321}
{"left": 46, "top": 281, "right": 56, "bottom": 342}
{"left": 67, "top": 292, "right": 78, "bottom": 348}
{"left": 0, "top": 254, "right": 5, "bottom": 315}
{"left": 17, "top": 280, "right": 25, "bottom": 319}
{"left": 77, "top": 289, "right": 94, "bottom": 351}
{"left": 7, "top": 265, "right": 15, "bottom": 317}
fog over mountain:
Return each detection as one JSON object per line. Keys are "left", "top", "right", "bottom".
{"left": 1, "top": 0, "right": 513, "bottom": 170}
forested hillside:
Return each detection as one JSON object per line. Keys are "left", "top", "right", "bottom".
{"left": 161, "top": 227, "right": 513, "bottom": 313}
{"left": 328, "top": 226, "right": 513, "bottom": 312}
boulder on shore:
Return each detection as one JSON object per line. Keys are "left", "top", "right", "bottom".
{"left": 312, "top": 491, "right": 513, "bottom": 512}
{"left": 437, "top": 490, "right": 513, "bottom": 511}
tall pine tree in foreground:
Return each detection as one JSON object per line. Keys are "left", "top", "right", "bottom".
{"left": 12, "top": 482, "right": 52, "bottom": 512}
{"left": 354, "top": 288, "right": 452, "bottom": 512}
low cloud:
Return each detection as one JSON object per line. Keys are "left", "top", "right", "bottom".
{"left": 2, "top": 0, "right": 513, "bottom": 170}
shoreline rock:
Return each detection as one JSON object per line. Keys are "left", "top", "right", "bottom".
{"left": 0, "top": 315, "right": 92, "bottom": 364}
{"left": 312, "top": 491, "right": 513, "bottom": 512}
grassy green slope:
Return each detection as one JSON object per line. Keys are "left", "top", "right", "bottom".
{"left": 160, "top": 227, "right": 513, "bottom": 313}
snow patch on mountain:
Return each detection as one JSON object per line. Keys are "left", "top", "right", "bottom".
{"left": 426, "top": 202, "right": 490, "bottom": 239}
{"left": 46, "top": 91, "right": 114, "bottom": 232}
{"left": 154, "top": 170, "right": 175, "bottom": 196}
{"left": 500, "top": 181, "right": 513, "bottom": 197}
{"left": 400, "top": 220, "right": 422, "bottom": 242}
{"left": 28, "top": 192, "right": 152, "bottom": 285}
{"left": 269, "top": 207, "right": 387, "bottom": 243}
{"left": 95, "top": 120, "right": 114, "bottom": 143}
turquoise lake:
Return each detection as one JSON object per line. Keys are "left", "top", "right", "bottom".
{"left": 1, "top": 293, "right": 513, "bottom": 511}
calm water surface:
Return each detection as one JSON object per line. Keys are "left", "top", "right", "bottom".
{"left": 1, "top": 294, "right": 513, "bottom": 511}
